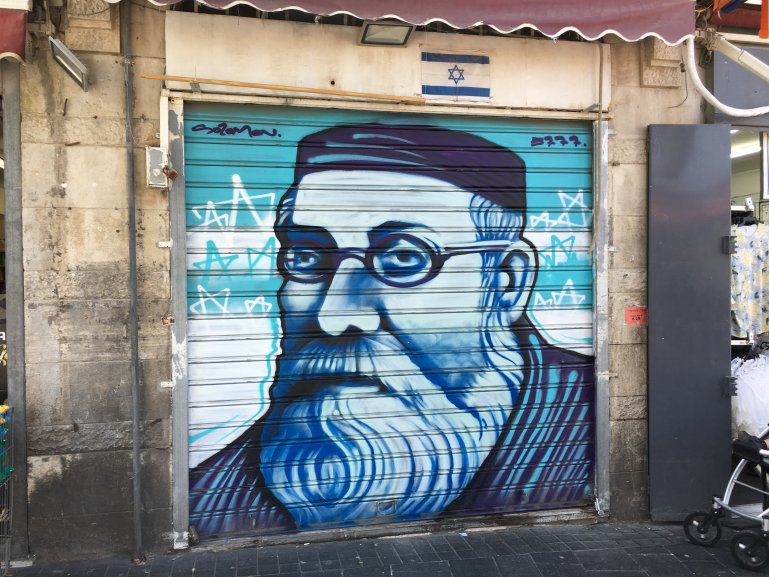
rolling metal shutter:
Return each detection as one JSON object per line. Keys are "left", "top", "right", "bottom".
{"left": 183, "top": 103, "right": 595, "bottom": 536}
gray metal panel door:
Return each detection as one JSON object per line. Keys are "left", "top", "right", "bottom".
{"left": 648, "top": 124, "right": 732, "bottom": 521}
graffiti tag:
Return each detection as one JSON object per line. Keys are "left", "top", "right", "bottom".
{"left": 191, "top": 122, "right": 282, "bottom": 139}
{"left": 530, "top": 135, "right": 586, "bottom": 148}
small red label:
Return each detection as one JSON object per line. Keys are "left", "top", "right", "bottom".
{"left": 624, "top": 307, "right": 647, "bottom": 326}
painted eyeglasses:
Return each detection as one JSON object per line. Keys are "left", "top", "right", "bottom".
{"left": 278, "top": 233, "right": 512, "bottom": 288}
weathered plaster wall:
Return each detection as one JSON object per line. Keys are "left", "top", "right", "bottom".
{"left": 20, "top": 0, "right": 169, "bottom": 559}
{"left": 606, "top": 38, "right": 704, "bottom": 519}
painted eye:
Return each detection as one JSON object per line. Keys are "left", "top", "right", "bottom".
{"left": 284, "top": 247, "right": 324, "bottom": 276}
{"left": 373, "top": 237, "right": 433, "bottom": 280}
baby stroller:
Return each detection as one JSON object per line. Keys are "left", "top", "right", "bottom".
{"left": 684, "top": 426, "right": 769, "bottom": 571}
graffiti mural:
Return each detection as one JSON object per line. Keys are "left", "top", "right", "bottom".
{"left": 185, "top": 108, "right": 595, "bottom": 535}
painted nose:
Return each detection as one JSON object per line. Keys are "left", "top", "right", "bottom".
{"left": 318, "top": 258, "right": 380, "bottom": 336}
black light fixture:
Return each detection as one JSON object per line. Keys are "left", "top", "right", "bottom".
{"left": 359, "top": 20, "right": 415, "bottom": 46}
{"left": 48, "top": 37, "right": 89, "bottom": 91}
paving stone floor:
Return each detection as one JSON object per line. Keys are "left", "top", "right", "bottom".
{"left": 8, "top": 522, "right": 769, "bottom": 577}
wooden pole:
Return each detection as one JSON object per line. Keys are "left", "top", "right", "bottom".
{"left": 141, "top": 74, "right": 426, "bottom": 104}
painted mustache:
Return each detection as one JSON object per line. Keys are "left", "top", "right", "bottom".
{"left": 272, "top": 333, "right": 430, "bottom": 401}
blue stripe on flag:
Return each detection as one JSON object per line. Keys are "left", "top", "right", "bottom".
{"left": 421, "top": 52, "right": 490, "bottom": 64}
{"left": 422, "top": 85, "right": 491, "bottom": 97}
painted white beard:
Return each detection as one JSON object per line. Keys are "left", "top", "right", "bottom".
{"left": 260, "top": 334, "right": 517, "bottom": 528}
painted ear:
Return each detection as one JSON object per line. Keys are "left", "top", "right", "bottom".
{"left": 496, "top": 238, "right": 537, "bottom": 324}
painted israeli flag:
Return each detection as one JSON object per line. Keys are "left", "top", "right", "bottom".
{"left": 421, "top": 52, "right": 491, "bottom": 101}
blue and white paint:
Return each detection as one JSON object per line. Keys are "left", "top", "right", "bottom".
{"left": 184, "top": 106, "right": 595, "bottom": 534}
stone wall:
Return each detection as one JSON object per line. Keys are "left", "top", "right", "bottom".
{"left": 20, "top": 0, "right": 169, "bottom": 558}
{"left": 606, "top": 38, "right": 704, "bottom": 519}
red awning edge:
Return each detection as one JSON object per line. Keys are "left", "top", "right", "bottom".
{"left": 0, "top": 9, "right": 26, "bottom": 62}
{"left": 104, "top": 0, "right": 695, "bottom": 46}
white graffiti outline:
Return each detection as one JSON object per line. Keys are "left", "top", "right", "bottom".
{"left": 189, "top": 285, "right": 231, "bottom": 315}
{"left": 190, "top": 174, "right": 276, "bottom": 229}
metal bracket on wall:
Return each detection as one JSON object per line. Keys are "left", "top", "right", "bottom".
{"left": 723, "top": 376, "right": 738, "bottom": 397}
{"left": 722, "top": 236, "right": 737, "bottom": 254}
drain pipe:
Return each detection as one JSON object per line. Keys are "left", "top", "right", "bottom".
{"left": 120, "top": 0, "right": 144, "bottom": 562}
{"left": 685, "top": 37, "right": 769, "bottom": 117}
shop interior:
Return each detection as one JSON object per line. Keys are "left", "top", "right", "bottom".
{"left": 730, "top": 129, "right": 769, "bottom": 437}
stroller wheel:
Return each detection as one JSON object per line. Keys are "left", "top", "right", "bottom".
{"left": 683, "top": 511, "right": 722, "bottom": 546}
{"left": 731, "top": 531, "right": 769, "bottom": 571}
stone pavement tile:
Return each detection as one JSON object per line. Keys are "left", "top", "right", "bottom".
{"left": 237, "top": 551, "right": 260, "bottom": 567}
{"left": 256, "top": 553, "right": 278, "bottom": 576}
{"left": 529, "top": 551, "right": 579, "bottom": 565}
{"left": 622, "top": 545, "right": 665, "bottom": 555}
{"left": 315, "top": 546, "right": 341, "bottom": 563}
{"left": 518, "top": 536, "right": 551, "bottom": 554}
{"left": 554, "top": 534, "right": 580, "bottom": 543}
{"left": 170, "top": 555, "right": 196, "bottom": 569}
{"left": 373, "top": 543, "right": 401, "bottom": 566}
{"left": 681, "top": 560, "right": 738, "bottom": 576}
{"left": 576, "top": 540, "right": 621, "bottom": 550}
{"left": 413, "top": 550, "right": 441, "bottom": 563}
{"left": 426, "top": 536, "right": 455, "bottom": 553}
{"left": 630, "top": 553, "right": 690, "bottom": 577}
{"left": 392, "top": 542, "right": 421, "bottom": 564}
{"left": 587, "top": 571, "right": 648, "bottom": 577}
{"left": 391, "top": 542, "right": 417, "bottom": 555}
{"left": 493, "top": 554, "right": 542, "bottom": 577}
{"left": 666, "top": 542, "right": 722, "bottom": 561}
{"left": 461, "top": 534, "right": 496, "bottom": 558}
{"left": 448, "top": 557, "right": 500, "bottom": 577}
{"left": 337, "top": 557, "right": 363, "bottom": 570}
{"left": 276, "top": 549, "right": 298, "bottom": 567}
{"left": 573, "top": 549, "right": 640, "bottom": 571}
{"left": 500, "top": 536, "right": 535, "bottom": 555}
{"left": 316, "top": 560, "right": 341, "bottom": 573}
{"left": 703, "top": 544, "right": 741, "bottom": 568}
{"left": 340, "top": 567, "right": 389, "bottom": 577}
{"left": 296, "top": 551, "right": 321, "bottom": 573}
{"left": 538, "top": 535, "right": 561, "bottom": 544}
{"left": 148, "top": 566, "right": 172, "bottom": 577}
{"left": 214, "top": 560, "right": 237, "bottom": 577}
{"left": 278, "top": 563, "right": 300, "bottom": 574}
{"left": 563, "top": 542, "right": 589, "bottom": 552}
{"left": 296, "top": 572, "right": 341, "bottom": 577}
{"left": 530, "top": 563, "right": 588, "bottom": 577}
{"left": 444, "top": 535, "right": 472, "bottom": 552}
{"left": 409, "top": 536, "right": 435, "bottom": 552}
{"left": 355, "top": 554, "right": 382, "bottom": 568}
{"left": 454, "top": 550, "right": 479, "bottom": 560}
{"left": 192, "top": 561, "right": 215, "bottom": 577}
{"left": 60, "top": 561, "right": 98, "bottom": 577}
{"left": 428, "top": 546, "right": 460, "bottom": 562}
{"left": 482, "top": 535, "right": 515, "bottom": 556}
{"left": 390, "top": 561, "right": 451, "bottom": 577}
{"left": 629, "top": 538, "right": 657, "bottom": 547}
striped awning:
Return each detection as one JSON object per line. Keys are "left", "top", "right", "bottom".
{"left": 107, "top": 0, "right": 696, "bottom": 45}
{"left": 0, "top": 9, "right": 26, "bottom": 62}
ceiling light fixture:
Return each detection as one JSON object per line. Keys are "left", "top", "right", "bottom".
{"left": 731, "top": 143, "right": 763, "bottom": 159}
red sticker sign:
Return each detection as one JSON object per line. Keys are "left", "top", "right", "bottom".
{"left": 624, "top": 307, "right": 647, "bottom": 326}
